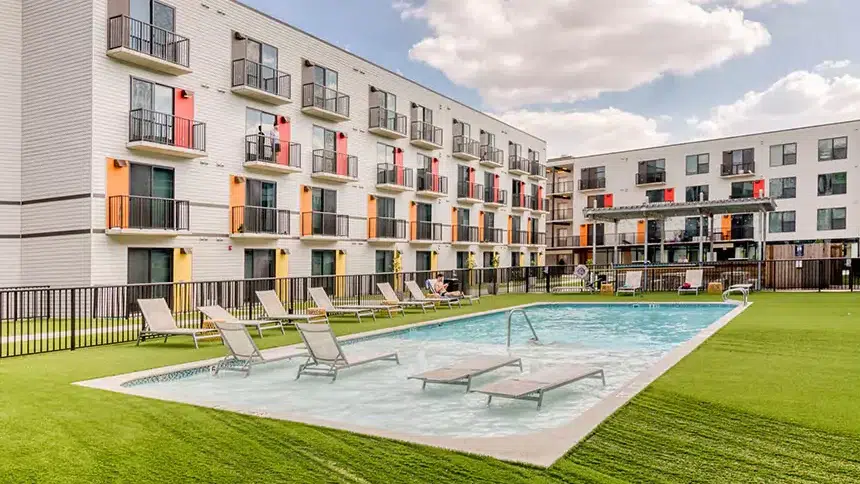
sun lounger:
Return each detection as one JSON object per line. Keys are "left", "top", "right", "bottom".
{"left": 425, "top": 279, "right": 480, "bottom": 305}
{"left": 408, "top": 356, "right": 523, "bottom": 391}
{"left": 199, "top": 305, "right": 283, "bottom": 338}
{"left": 377, "top": 282, "right": 436, "bottom": 313}
{"left": 616, "top": 271, "right": 643, "bottom": 296}
{"left": 308, "top": 287, "right": 378, "bottom": 322}
{"left": 256, "top": 290, "right": 330, "bottom": 325}
{"left": 678, "top": 269, "right": 704, "bottom": 295}
{"left": 136, "top": 298, "right": 221, "bottom": 349}
{"left": 294, "top": 323, "right": 399, "bottom": 381}
{"left": 405, "top": 280, "right": 460, "bottom": 308}
{"left": 212, "top": 321, "right": 306, "bottom": 376}
{"left": 470, "top": 364, "right": 606, "bottom": 409}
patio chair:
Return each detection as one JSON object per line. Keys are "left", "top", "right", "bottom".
{"left": 678, "top": 269, "right": 704, "bottom": 295}
{"left": 198, "top": 305, "right": 284, "bottom": 338}
{"left": 425, "top": 279, "right": 480, "bottom": 305}
{"left": 256, "top": 290, "right": 330, "bottom": 325}
{"left": 212, "top": 321, "right": 306, "bottom": 376}
{"left": 295, "top": 322, "right": 399, "bottom": 381}
{"left": 405, "top": 280, "right": 460, "bottom": 308}
{"left": 377, "top": 282, "right": 436, "bottom": 313}
{"left": 616, "top": 271, "right": 643, "bottom": 296}
{"left": 470, "top": 364, "right": 606, "bottom": 409}
{"left": 308, "top": 287, "right": 379, "bottom": 322}
{"left": 408, "top": 356, "right": 522, "bottom": 391}
{"left": 136, "top": 298, "right": 221, "bottom": 349}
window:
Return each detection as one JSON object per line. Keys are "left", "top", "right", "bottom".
{"left": 375, "top": 89, "right": 396, "bottom": 111}
{"left": 312, "top": 65, "right": 338, "bottom": 90}
{"left": 528, "top": 149, "right": 540, "bottom": 162}
{"left": 580, "top": 166, "right": 605, "bottom": 189}
{"left": 376, "top": 196, "right": 395, "bottom": 218}
{"left": 311, "top": 250, "right": 337, "bottom": 294}
{"left": 509, "top": 142, "right": 523, "bottom": 159}
{"left": 457, "top": 165, "right": 471, "bottom": 184}
{"left": 244, "top": 249, "right": 275, "bottom": 279}
{"left": 130, "top": 0, "right": 175, "bottom": 31}
{"left": 453, "top": 120, "right": 471, "bottom": 138}
{"left": 770, "top": 143, "right": 796, "bottom": 166}
{"left": 129, "top": 163, "right": 175, "bottom": 229}
{"left": 483, "top": 131, "right": 496, "bottom": 148}
{"left": 127, "top": 248, "right": 172, "bottom": 284}
{"left": 722, "top": 149, "right": 755, "bottom": 174}
{"left": 484, "top": 212, "right": 496, "bottom": 229}
{"left": 244, "top": 37, "right": 278, "bottom": 70}
{"left": 684, "top": 217, "right": 709, "bottom": 239}
{"left": 818, "top": 137, "right": 847, "bottom": 161}
{"left": 685, "top": 185, "right": 709, "bottom": 202}
{"left": 415, "top": 251, "right": 432, "bottom": 271}
{"left": 458, "top": 208, "right": 471, "bottom": 227}
{"left": 375, "top": 251, "right": 394, "bottom": 273}
{"left": 817, "top": 208, "right": 847, "bottom": 230}
{"left": 482, "top": 252, "right": 494, "bottom": 268}
{"left": 646, "top": 189, "right": 665, "bottom": 203}
{"left": 770, "top": 177, "right": 796, "bottom": 199}
{"left": 769, "top": 211, "right": 796, "bottom": 233}
{"left": 312, "top": 125, "right": 337, "bottom": 152}
{"left": 637, "top": 159, "right": 665, "bottom": 183}
{"left": 817, "top": 172, "right": 847, "bottom": 196}
{"left": 412, "top": 103, "right": 433, "bottom": 124}
{"left": 685, "top": 154, "right": 709, "bottom": 175}
{"left": 310, "top": 187, "right": 337, "bottom": 235}
{"left": 377, "top": 142, "right": 395, "bottom": 165}
{"left": 730, "top": 181, "right": 754, "bottom": 199}
{"left": 586, "top": 195, "right": 606, "bottom": 208}
{"left": 456, "top": 251, "right": 469, "bottom": 269}
{"left": 245, "top": 108, "right": 277, "bottom": 136}
{"left": 246, "top": 179, "right": 276, "bottom": 208}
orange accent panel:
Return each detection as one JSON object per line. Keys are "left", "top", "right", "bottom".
{"left": 277, "top": 118, "right": 291, "bottom": 165}
{"left": 478, "top": 211, "right": 485, "bottom": 241}
{"left": 174, "top": 89, "right": 194, "bottom": 149}
{"left": 538, "top": 186, "right": 545, "bottom": 210}
{"left": 336, "top": 133, "right": 348, "bottom": 175}
{"left": 367, "top": 195, "right": 377, "bottom": 238}
{"left": 664, "top": 188, "right": 675, "bottom": 202}
{"left": 636, "top": 220, "right": 645, "bottom": 244}
{"left": 451, "top": 207, "right": 458, "bottom": 242}
{"left": 579, "top": 224, "right": 588, "bottom": 247}
{"left": 230, "top": 176, "right": 246, "bottom": 234}
{"left": 409, "top": 202, "right": 418, "bottom": 240}
{"left": 507, "top": 215, "right": 513, "bottom": 243}
{"left": 105, "top": 158, "right": 129, "bottom": 229}
{"left": 753, "top": 179, "right": 765, "bottom": 198}
{"left": 721, "top": 215, "right": 731, "bottom": 240}
{"left": 604, "top": 193, "right": 613, "bottom": 207}
{"left": 300, "top": 185, "right": 312, "bottom": 236}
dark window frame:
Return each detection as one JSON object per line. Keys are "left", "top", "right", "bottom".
{"left": 770, "top": 177, "right": 797, "bottom": 199}
{"left": 817, "top": 172, "right": 847, "bottom": 196}
{"left": 769, "top": 143, "right": 797, "bottom": 167}
{"left": 769, "top": 211, "right": 796, "bottom": 233}
{"left": 818, "top": 136, "right": 848, "bottom": 161}
{"left": 817, "top": 207, "right": 847, "bottom": 231}
{"left": 685, "top": 153, "right": 709, "bottom": 175}
{"left": 685, "top": 185, "right": 709, "bottom": 202}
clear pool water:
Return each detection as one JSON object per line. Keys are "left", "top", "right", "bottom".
{"left": 129, "top": 303, "right": 733, "bottom": 438}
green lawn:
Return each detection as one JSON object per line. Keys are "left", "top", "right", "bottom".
{"left": 1, "top": 293, "right": 859, "bottom": 483}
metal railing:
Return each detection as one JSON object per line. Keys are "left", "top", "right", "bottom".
{"left": 529, "top": 161, "right": 546, "bottom": 177}
{"left": 480, "top": 145, "right": 504, "bottom": 165}
{"left": 107, "top": 15, "right": 190, "bottom": 68}
{"left": 483, "top": 187, "right": 507, "bottom": 204}
{"left": 312, "top": 149, "right": 358, "bottom": 178}
{"left": 550, "top": 208, "right": 573, "bottom": 221}
{"left": 712, "top": 227, "right": 756, "bottom": 241}
{"left": 721, "top": 162, "right": 755, "bottom": 176}
{"left": 410, "top": 121, "right": 442, "bottom": 146}
{"left": 456, "top": 225, "right": 479, "bottom": 242}
{"left": 509, "top": 155, "right": 529, "bottom": 172}
{"left": 457, "top": 182, "right": 483, "bottom": 200}
{"left": 302, "top": 83, "right": 350, "bottom": 117}
{"left": 244, "top": 134, "right": 301, "bottom": 169}
{"left": 512, "top": 194, "right": 534, "bottom": 210}
{"left": 231, "top": 59, "right": 290, "bottom": 98}
{"left": 549, "top": 235, "right": 580, "bottom": 247}
{"left": 482, "top": 227, "right": 505, "bottom": 244}
{"left": 550, "top": 181, "right": 575, "bottom": 193}
{"left": 529, "top": 232, "right": 546, "bottom": 245}
{"left": 300, "top": 211, "right": 349, "bottom": 237}
{"left": 531, "top": 197, "right": 550, "bottom": 212}
{"left": 376, "top": 163, "right": 414, "bottom": 188}
{"left": 108, "top": 195, "right": 189, "bottom": 231}
{"left": 453, "top": 136, "right": 480, "bottom": 158}
{"left": 128, "top": 108, "right": 206, "bottom": 151}
{"left": 410, "top": 221, "right": 443, "bottom": 241}
{"left": 511, "top": 230, "right": 527, "bottom": 245}
{"left": 368, "top": 218, "right": 407, "bottom": 239}
{"left": 416, "top": 170, "right": 447, "bottom": 194}
{"left": 635, "top": 171, "right": 666, "bottom": 185}
{"left": 230, "top": 206, "right": 290, "bottom": 235}
{"left": 579, "top": 178, "right": 606, "bottom": 190}
{"left": 369, "top": 107, "right": 407, "bottom": 135}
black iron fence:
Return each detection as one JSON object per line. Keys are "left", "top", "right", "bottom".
{"left": 300, "top": 212, "right": 349, "bottom": 237}
{"left": 230, "top": 206, "right": 290, "bottom": 235}
{"left": 108, "top": 195, "right": 190, "bottom": 231}
{"left": 107, "top": 15, "right": 190, "bottom": 68}
{"left": 410, "top": 221, "right": 444, "bottom": 241}
{"left": 369, "top": 218, "right": 407, "bottom": 239}
{"left": 231, "top": 59, "right": 291, "bottom": 99}
{"left": 129, "top": 109, "right": 206, "bottom": 152}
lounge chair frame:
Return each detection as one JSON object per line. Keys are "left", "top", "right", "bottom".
{"left": 308, "top": 287, "right": 378, "bottom": 322}
{"left": 377, "top": 282, "right": 437, "bottom": 313}
{"left": 136, "top": 298, "right": 221, "bottom": 349}
{"left": 471, "top": 366, "right": 606, "bottom": 409}
{"left": 405, "top": 280, "right": 460, "bottom": 308}
{"left": 198, "top": 305, "right": 283, "bottom": 338}
{"left": 256, "top": 290, "right": 330, "bottom": 325}
{"left": 408, "top": 356, "right": 523, "bottom": 391}
{"left": 212, "top": 321, "right": 305, "bottom": 376}
{"left": 295, "top": 323, "right": 399, "bottom": 381}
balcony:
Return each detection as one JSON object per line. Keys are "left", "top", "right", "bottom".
{"left": 511, "top": 194, "right": 533, "bottom": 212}
{"left": 368, "top": 108, "right": 407, "bottom": 139}
{"left": 480, "top": 227, "right": 504, "bottom": 245}
{"left": 127, "top": 109, "right": 206, "bottom": 158}
{"left": 301, "top": 83, "right": 350, "bottom": 121}
{"left": 635, "top": 171, "right": 666, "bottom": 186}
{"left": 409, "top": 221, "right": 444, "bottom": 244}
{"left": 410, "top": 121, "right": 443, "bottom": 150}
{"left": 549, "top": 181, "right": 574, "bottom": 194}
{"left": 106, "top": 15, "right": 191, "bottom": 75}
{"left": 483, "top": 187, "right": 507, "bottom": 208}
{"left": 549, "top": 235, "right": 580, "bottom": 248}
{"left": 311, "top": 149, "right": 358, "bottom": 183}
{"left": 509, "top": 156, "right": 529, "bottom": 176}
{"left": 229, "top": 206, "right": 290, "bottom": 239}
{"left": 479, "top": 145, "right": 504, "bottom": 168}
{"left": 368, "top": 217, "right": 407, "bottom": 243}
{"left": 510, "top": 230, "right": 527, "bottom": 246}
{"left": 300, "top": 211, "right": 350, "bottom": 241}
{"left": 549, "top": 208, "right": 573, "bottom": 222}
{"left": 453, "top": 225, "right": 479, "bottom": 245}
{"left": 456, "top": 182, "right": 483, "bottom": 204}
{"left": 528, "top": 232, "right": 546, "bottom": 246}
{"left": 244, "top": 135, "right": 301, "bottom": 174}
{"left": 528, "top": 161, "right": 547, "bottom": 180}
{"left": 721, "top": 162, "right": 755, "bottom": 178}
{"left": 415, "top": 170, "right": 447, "bottom": 198}
{"left": 376, "top": 164, "right": 414, "bottom": 192}
{"left": 231, "top": 59, "right": 291, "bottom": 105}
{"left": 106, "top": 195, "right": 189, "bottom": 236}
{"left": 578, "top": 178, "right": 606, "bottom": 192}
{"left": 712, "top": 226, "right": 756, "bottom": 241}
{"left": 535, "top": 198, "right": 550, "bottom": 214}
{"left": 453, "top": 136, "right": 480, "bottom": 161}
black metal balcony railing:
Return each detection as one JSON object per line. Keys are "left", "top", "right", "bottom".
{"left": 301, "top": 211, "right": 349, "bottom": 237}
{"left": 411, "top": 221, "right": 443, "bottom": 241}
{"left": 635, "top": 171, "right": 666, "bottom": 185}
{"left": 369, "top": 217, "right": 407, "bottom": 239}
{"left": 511, "top": 230, "right": 527, "bottom": 245}
{"left": 550, "top": 208, "right": 573, "bottom": 221}
{"left": 457, "top": 181, "right": 483, "bottom": 199}
{"left": 376, "top": 163, "right": 414, "bottom": 188}
{"left": 512, "top": 194, "right": 534, "bottom": 210}
{"left": 302, "top": 83, "right": 350, "bottom": 118}
{"left": 529, "top": 232, "right": 547, "bottom": 245}
{"left": 312, "top": 149, "right": 358, "bottom": 178}
{"left": 482, "top": 227, "right": 504, "bottom": 244}
{"left": 579, "top": 178, "right": 606, "bottom": 190}
{"left": 244, "top": 134, "right": 301, "bottom": 168}
{"left": 529, "top": 161, "right": 546, "bottom": 177}
{"left": 483, "top": 187, "right": 508, "bottom": 205}
{"left": 480, "top": 145, "right": 504, "bottom": 165}
{"left": 231, "top": 206, "right": 289, "bottom": 235}
{"left": 410, "top": 121, "right": 443, "bottom": 146}
{"left": 231, "top": 59, "right": 291, "bottom": 98}
{"left": 416, "top": 170, "right": 447, "bottom": 194}
{"left": 549, "top": 235, "right": 580, "bottom": 248}
{"left": 527, "top": 196, "right": 542, "bottom": 211}
{"left": 453, "top": 136, "right": 480, "bottom": 158}
{"left": 721, "top": 162, "right": 755, "bottom": 176}
{"left": 107, "top": 15, "right": 190, "bottom": 68}
{"left": 369, "top": 107, "right": 407, "bottom": 135}
{"left": 550, "top": 181, "right": 574, "bottom": 193}
{"left": 129, "top": 108, "right": 206, "bottom": 151}
{"left": 108, "top": 195, "right": 189, "bottom": 231}
{"left": 456, "top": 225, "right": 479, "bottom": 242}
{"left": 509, "top": 155, "right": 529, "bottom": 172}
{"left": 713, "top": 226, "right": 756, "bottom": 241}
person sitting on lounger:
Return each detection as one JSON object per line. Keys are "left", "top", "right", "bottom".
{"left": 434, "top": 273, "right": 462, "bottom": 297}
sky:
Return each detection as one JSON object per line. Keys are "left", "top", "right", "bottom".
{"left": 241, "top": 0, "right": 860, "bottom": 157}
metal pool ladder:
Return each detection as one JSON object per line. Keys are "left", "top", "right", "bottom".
{"left": 507, "top": 309, "right": 540, "bottom": 348}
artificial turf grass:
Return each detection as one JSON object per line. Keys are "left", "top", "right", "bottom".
{"left": 0, "top": 293, "right": 859, "bottom": 483}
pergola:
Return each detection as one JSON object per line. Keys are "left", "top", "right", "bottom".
{"left": 581, "top": 197, "right": 778, "bottom": 264}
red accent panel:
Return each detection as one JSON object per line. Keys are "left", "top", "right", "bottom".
{"left": 395, "top": 148, "right": 404, "bottom": 185}
{"left": 174, "top": 89, "right": 194, "bottom": 149}
{"left": 664, "top": 188, "right": 675, "bottom": 202}
{"left": 431, "top": 158, "right": 439, "bottom": 191}
{"left": 336, "top": 132, "right": 348, "bottom": 175}
{"left": 753, "top": 180, "right": 765, "bottom": 198}
{"left": 604, "top": 193, "right": 613, "bottom": 208}
{"left": 519, "top": 181, "right": 525, "bottom": 206}
{"left": 277, "top": 117, "right": 291, "bottom": 165}
{"left": 469, "top": 167, "right": 475, "bottom": 198}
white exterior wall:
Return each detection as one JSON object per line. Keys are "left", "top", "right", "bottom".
{"left": 0, "top": 0, "right": 22, "bottom": 286}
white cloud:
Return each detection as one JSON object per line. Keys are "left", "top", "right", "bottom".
{"left": 495, "top": 108, "right": 671, "bottom": 158}
{"left": 815, "top": 59, "right": 851, "bottom": 72}
{"left": 694, "top": 0, "right": 806, "bottom": 8}
{"left": 396, "top": 0, "right": 770, "bottom": 109}
{"left": 692, "top": 70, "right": 860, "bottom": 138}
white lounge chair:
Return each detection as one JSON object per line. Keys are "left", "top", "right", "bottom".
{"left": 136, "top": 298, "right": 221, "bottom": 349}
{"left": 308, "top": 287, "right": 400, "bottom": 321}
{"left": 198, "top": 305, "right": 283, "bottom": 338}
{"left": 408, "top": 356, "right": 523, "bottom": 391}
{"left": 376, "top": 282, "right": 436, "bottom": 313}
{"left": 425, "top": 279, "right": 480, "bottom": 305}
{"left": 212, "top": 321, "right": 306, "bottom": 376}
{"left": 678, "top": 269, "right": 704, "bottom": 295}
{"left": 616, "top": 271, "right": 643, "bottom": 296}
{"left": 256, "top": 290, "right": 330, "bottom": 325}
{"left": 405, "top": 280, "right": 460, "bottom": 308}
{"left": 294, "top": 323, "right": 399, "bottom": 381}
{"left": 470, "top": 364, "right": 606, "bottom": 409}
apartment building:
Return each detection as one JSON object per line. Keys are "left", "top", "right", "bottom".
{"left": 546, "top": 120, "right": 860, "bottom": 265}
{"left": 0, "top": 0, "right": 547, "bottom": 288}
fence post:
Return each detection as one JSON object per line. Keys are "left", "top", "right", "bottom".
{"left": 70, "top": 289, "right": 77, "bottom": 351}
{"left": 545, "top": 267, "right": 550, "bottom": 293}
{"left": 525, "top": 269, "right": 530, "bottom": 293}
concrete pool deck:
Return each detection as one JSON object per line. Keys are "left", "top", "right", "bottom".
{"left": 74, "top": 301, "right": 750, "bottom": 467}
